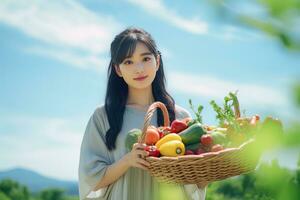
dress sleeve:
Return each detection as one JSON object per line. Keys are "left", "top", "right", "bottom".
{"left": 78, "top": 107, "right": 113, "bottom": 200}
{"left": 175, "top": 105, "right": 192, "bottom": 119}
{"left": 175, "top": 105, "right": 207, "bottom": 200}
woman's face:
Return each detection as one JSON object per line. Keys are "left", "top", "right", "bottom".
{"left": 115, "top": 42, "right": 160, "bottom": 90}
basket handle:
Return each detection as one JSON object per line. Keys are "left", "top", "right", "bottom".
{"left": 139, "top": 102, "right": 170, "bottom": 143}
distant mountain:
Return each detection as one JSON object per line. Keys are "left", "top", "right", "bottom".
{"left": 0, "top": 167, "right": 78, "bottom": 195}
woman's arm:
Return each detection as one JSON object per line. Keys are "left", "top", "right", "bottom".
{"left": 93, "top": 143, "right": 149, "bottom": 191}
{"left": 93, "top": 155, "right": 129, "bottom": 190}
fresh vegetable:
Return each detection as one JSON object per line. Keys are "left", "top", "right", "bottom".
{"left": 170, "top": 120, "right": 188, "bottom": 133}
{"left": 145, "top": 128, "right": 160, "bottom": 145}
{"left": 185, "top": 150, "right": 195, "bottom": 155}
{"left": 210, "top": 131, "right": 227, "bottom": 145}
{"left": 126, "top": 93, "right": 280, "bottom": 158}
{"left": 185, "top": 142, "right": 201, "bottom": 151}
{"left": 211, "top": 144, "right": 224, "bottom": 152}
{"left": 209, "top": 91, "right": 240, "bottom": 132}
{"left": 201, "top": 134, "right": 213, "bottom": 146}
{"left": 159, "top": 140, "right": 185, "bottom": 157}
{"left": 189, "top": 99, "right": 204, "bottom": 124}
{"left": 157, "top": 126, "right": 172, "bottom": 138}
{"left": 195, "top": 148, "right": 206, "bottom": 155}
{"left": 179, "top": 122, "right": 206, "bottom": 145}
{"left": 125, "top": 129, "right": 142, "bottom": 151}
{"left": 144, "top": 145, "right": 160, "bottom": 157}
{"left": 155, "top": 133, "right": 182, "bottom": 149}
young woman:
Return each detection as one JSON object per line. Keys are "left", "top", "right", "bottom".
{"left": 78, "top": 27, "right": 207, "bottom": 200}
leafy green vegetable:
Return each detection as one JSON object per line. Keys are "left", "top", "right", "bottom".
{"left": 188, "top": 99, "right": 203, "bottom": 124}
{"left": 209, "top": 91, "right": 241, "bottom": 132}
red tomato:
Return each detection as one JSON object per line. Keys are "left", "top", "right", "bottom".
{"left": 200, "top": 134, "right": 213, "bottom": 146}
{"left": 157, "top": 126, "right": 172, "bottom": 138}
{"left": 144, "top": 145, "right": 160, "bottom": 157}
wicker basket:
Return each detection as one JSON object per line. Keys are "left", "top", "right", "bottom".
{"left": 139, "top": 102, "right": 260, "bottom": 184}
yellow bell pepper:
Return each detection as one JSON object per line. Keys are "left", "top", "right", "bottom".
{"left": 159, "top": 140, "right": 185, "bottom": 157}
{"left": 155, "top": 133, "right": 182, "bottom": 149}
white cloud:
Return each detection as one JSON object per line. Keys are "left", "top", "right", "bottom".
{"left": 0, "top": 0, "right": 122, "bottom": 71}
{"left": 212, "top": 25, "right": 262, "bottom": 41}
{"left": 0, "top": 114, "right": 89, "bottom": 180}
{"left": 25, "top": 46, "right": 109, "bottom": 73}
{"left": 168, "top": 71, "right": 289, "bottom": 109}
{"left": 127, "top": 0, "right": 208, "bottom": 35}
{"left": 127, "top": 0, "right": 263, "bottom": 42}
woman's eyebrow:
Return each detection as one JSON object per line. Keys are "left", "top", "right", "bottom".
{"left": 140, "top": 52, "right": 152, "bottom": 56}
{"left": 124, "top": 52, "right": 152, "bottom": 59}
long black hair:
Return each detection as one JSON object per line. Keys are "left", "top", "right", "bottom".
{"left": 104, "top": 27, "right": 175, "bottom": 150}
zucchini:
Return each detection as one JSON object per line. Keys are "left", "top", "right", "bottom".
{"left": 179, "top": 123, "right": 205, "bottom": 145}
{"left": 185, "top": 142, "right": 200, "bottom": 151}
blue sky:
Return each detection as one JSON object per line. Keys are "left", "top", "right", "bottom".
{"left": 1, "top": 0, "right": 299, "bottom": 181}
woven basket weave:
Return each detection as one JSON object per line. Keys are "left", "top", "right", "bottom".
{"left": 139, "top": 102, "right": 260, "bottom": 184}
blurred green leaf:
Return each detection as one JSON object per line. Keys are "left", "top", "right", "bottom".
{"left": 293, "top": 82, "right": 300, "bottom": 106}
{"left": 209, "top": 0, "right": 300, "bottom": 51}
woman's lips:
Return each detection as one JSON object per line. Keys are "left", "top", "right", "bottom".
{"left": 133, "top": 75, "right": 148, "bottom": 81}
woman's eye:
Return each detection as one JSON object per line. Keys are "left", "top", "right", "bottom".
{"left": 124, "top": 60, "right": 132, "bottom": 65}
{"left": 143, "top": 57, "right": 151, "bottom": 62}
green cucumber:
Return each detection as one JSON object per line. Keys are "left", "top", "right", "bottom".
{"left": 179, "top": 123, "right": 205, "bottom": 145}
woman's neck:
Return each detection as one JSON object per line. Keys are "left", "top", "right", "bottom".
{"left": 126, "top": 86, "right": 154, "bottom": 108}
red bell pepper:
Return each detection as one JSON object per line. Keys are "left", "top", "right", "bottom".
{"left": 170, "top": 120, "right": 188, "bottom": 133}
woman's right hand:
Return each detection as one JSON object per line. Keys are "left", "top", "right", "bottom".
{"left": 123, "top": 143, "right": 150, "bottom": 171}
